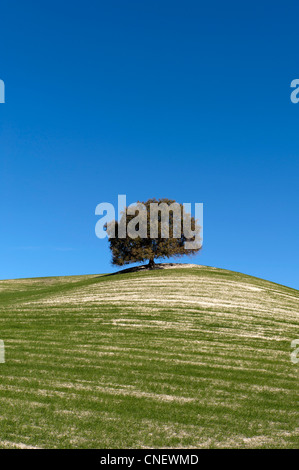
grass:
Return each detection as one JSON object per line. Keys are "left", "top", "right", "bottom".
{"left": 0, "top": 265, "right": 298, "bottom": 448}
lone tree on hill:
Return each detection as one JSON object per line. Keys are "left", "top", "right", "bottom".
{"left": 106, "top": 198, "right": 201, "bottom": 268}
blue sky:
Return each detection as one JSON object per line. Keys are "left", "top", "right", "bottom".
{"left": 0, "top": 0, "right": 298, "bottom": 288}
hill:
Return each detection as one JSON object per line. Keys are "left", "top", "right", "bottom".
{"left": 0, "top": 265, "right": 298, "bottom": 448}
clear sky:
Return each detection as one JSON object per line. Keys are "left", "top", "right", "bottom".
{"left": 0, "top": 0, "right": 298, "bottom": 288}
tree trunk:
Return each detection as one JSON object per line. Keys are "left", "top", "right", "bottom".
{"left": 148, "top": 258, "right": 155, "bottom": 269}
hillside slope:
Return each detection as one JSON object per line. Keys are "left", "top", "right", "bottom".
{"left": 0, "top": 265, "right": 298, "bottom": 448}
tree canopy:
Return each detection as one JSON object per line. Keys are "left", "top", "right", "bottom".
{"left": 107, "top": 198, "right": 201, "bottom": 268}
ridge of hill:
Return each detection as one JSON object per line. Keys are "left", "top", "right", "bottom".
{"left": 0, "top": 265, "right": 298, "bottom": 448}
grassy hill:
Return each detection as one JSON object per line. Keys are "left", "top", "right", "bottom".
{"left": 0, "top": 265, "right": 298, "bottom": 449}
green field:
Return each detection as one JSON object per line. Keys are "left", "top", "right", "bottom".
{"left": 0, "top": 265, "right": 298, "bottom": 449}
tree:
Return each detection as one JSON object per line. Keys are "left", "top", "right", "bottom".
{"left": 106, "top": 198, "right": 201, "bottom": 268}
